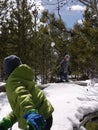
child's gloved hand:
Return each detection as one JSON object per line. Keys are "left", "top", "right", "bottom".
{"left": 24, "top": 109, "right": 46, "bottom": 130}
{"left": 0, "top": 118, "right": 12, "bottom": 130}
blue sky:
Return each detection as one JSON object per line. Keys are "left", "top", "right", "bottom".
{"left": 35, "top": 0, "right": 86, "bottom": 29}
{"left": 60, "top": 6, "right": 85, "bottom": 29}
{"left": 44, "top": 3, "right": 86, "bottom": 29}
{"left": 49, "top": 5, "right": 85, "bottom": 29}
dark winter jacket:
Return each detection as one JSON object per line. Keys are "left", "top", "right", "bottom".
{"left": 60, "top": 59, "right": 70, "bottom": 74}
{"left": 5, "top": 64, "right": 54, "bottom": 129}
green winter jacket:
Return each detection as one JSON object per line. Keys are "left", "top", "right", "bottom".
{"left": 5, "top": 64, "right": 54, "bottom": 129}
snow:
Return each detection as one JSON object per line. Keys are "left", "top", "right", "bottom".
{"left": 0, "top": 80, "right": 98, "bottom": 130}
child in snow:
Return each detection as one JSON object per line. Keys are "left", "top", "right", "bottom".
{"left": 59, "top": 54, "right": 71, "bottom": 82}
{"left": 0, "top": 55, "right": 54, "bottom": 130}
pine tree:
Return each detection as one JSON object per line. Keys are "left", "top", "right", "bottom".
{"left": 0, "top": 0, "right": 38, "bottom": 79}
{"left": 67, "top": 7, "right": 98, "bottom": 79}
{"left": 39, "top": 10, "right": 69, "bottom": 82}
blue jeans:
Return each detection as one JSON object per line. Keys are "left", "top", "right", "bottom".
{"left": 60, "top": 72, "right": 68, "bottom": 81}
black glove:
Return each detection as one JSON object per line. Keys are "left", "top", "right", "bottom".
{"left": 68, "top": 70, "right": 71, "bottom": 75}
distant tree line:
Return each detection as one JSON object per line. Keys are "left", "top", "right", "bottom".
{"left": 0, "top": 0, "right": 98, "bottom": 83}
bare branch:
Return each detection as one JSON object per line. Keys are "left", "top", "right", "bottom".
{"left": 42, "top": 0, "right": 68, "bottom": 6}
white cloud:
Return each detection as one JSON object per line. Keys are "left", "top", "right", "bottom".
{"left": 77, "top": 19, "right": 83, "bottom": 25}
{"left": 67, "top": 5, "right": 86, "bottom": 11}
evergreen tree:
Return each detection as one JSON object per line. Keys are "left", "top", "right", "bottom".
{"left": 39, "top": 10, "right": 69, "bottom": 82}
{"left": 67, "top": 7, "right": 98, "bottom": 79}
{"left": 82, "top": 8, "right": 98, "bottom": 75}
{"left": 0, "top": 0, "right": 38, "bottom": 79}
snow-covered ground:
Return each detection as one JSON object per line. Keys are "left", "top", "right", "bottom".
{"left": 0, "top": 80, "right": 98, "bottom": 130}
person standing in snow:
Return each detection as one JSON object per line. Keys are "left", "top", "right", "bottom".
{"left": 59, "top": 54, "right": 71, "bottom": 82}
{"left": 0, "top": 55, "right": 54, "bottom": 130}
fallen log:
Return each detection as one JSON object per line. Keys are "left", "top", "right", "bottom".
{"left": 0, "top": 82, "right": 6, "bottom": 92}
{"left": 80, "top": 111, "right": 98, "bottom": 127}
